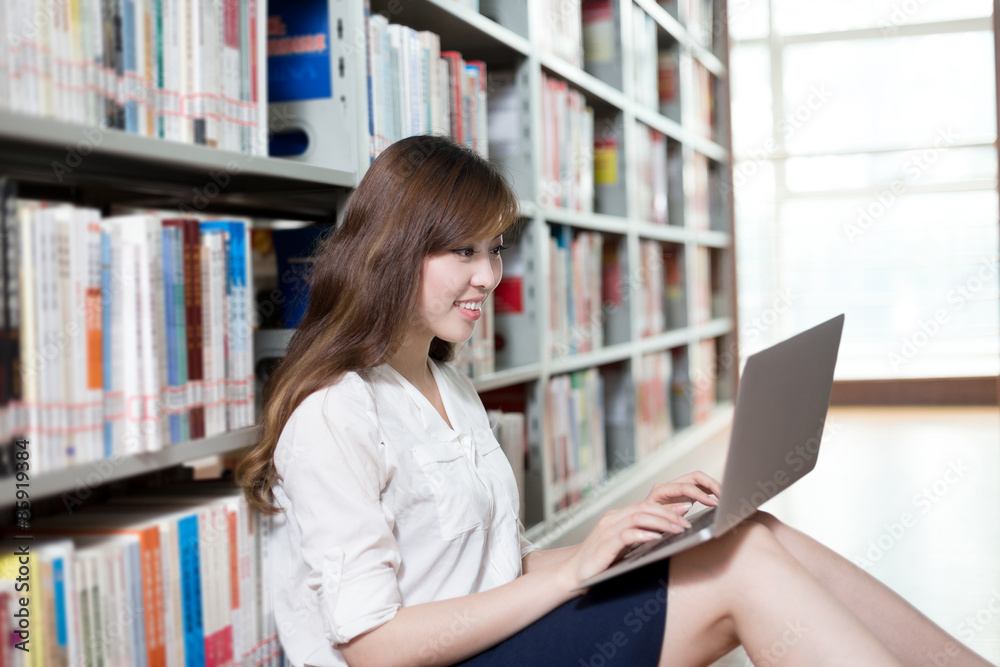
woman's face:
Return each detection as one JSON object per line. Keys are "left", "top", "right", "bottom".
{"left": 414, "top": 234, "right": 505, "bottom": 344}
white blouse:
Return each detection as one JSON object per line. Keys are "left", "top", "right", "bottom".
{"left": 269, "top": 358, "right": 537, "bottom": 667}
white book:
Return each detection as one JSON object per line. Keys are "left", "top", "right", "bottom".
{"left": 34, "top": 207, "right": 64, "bottom": 472}
{"left": 178, "top": 0, "right": 192, "bottom": 144}
{"left": 162, "top": 0, "right": 179, "bottom": 141}
{"left": 201, "top": 232, "right": 227, "bottom": 436}
{"left": 138, "top": 216, "right": 165, "bottom": 451}
{"left": 162, "top": 518, "right": 186, "bottom": 667}
{"left": 367, "top": 13, "right": 383, "bottom": 159}
{"left": 0, "top": 1, "right": 7, "bottom": 111}
{"left": 221, "top": 0, "right": 240, "bottom": 152}
{"left": 55, "top": 208, "right": 83, "bottom": 467}
{"left": 134, "top": 0, "right": 149, "bottom": 136}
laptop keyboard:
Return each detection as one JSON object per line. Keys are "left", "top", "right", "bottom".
{"left": 620, "top": 507, "right": 717, "bottom": 562}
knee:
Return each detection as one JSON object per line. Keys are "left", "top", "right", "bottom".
{"left": 680, "top": 520, "right": 783, "bottom": 575}
{"left": 746, "top": 509, "right": 782, "bottom": 532}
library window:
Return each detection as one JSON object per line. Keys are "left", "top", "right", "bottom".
{"left": 730, "top": 2, "right": 999, "bottom": 380}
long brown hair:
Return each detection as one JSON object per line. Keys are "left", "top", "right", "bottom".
{"left": 237, "top": 135, "right": 521, "bottom": 514}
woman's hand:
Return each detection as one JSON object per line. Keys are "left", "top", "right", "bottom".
{"left": 555, "top": 471, "right": 722, "bottom": 592}
{"left": 643, "top": 470, "right": 721, "bottom": 511}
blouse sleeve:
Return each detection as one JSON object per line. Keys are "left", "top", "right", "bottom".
{"left": 275, "top": 378, "right": 401, "bottom": 646}
{"left": 519, "top": 520, "right": 540, "bottom": 559}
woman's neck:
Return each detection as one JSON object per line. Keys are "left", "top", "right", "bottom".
{"left": 387, "top": 335, "right": 434, "bottom": 391}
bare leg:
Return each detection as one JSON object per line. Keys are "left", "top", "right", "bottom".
{"left": 658, "top": 521, "right": 902, "bottom": 667}
{"left": 749, "top": 511, "right": 992, "bottom": 667}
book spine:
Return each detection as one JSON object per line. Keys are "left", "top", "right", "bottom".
{"left": 183, "top": 219, "right": 204, "bottom": 440}
{"left": 139, "top": 528, "right": 164, "bottom": 667}
{"left": 440, "top": 51, "right": 463, "bottom": 143}
{"left": 161, "top": 224, "right": 180, "bottom": 444}
{"left": 178, "top": 514, "right": 205, "bottom": 667}
{"left": 172, "top": 225, "right": 189, "bottom": 441}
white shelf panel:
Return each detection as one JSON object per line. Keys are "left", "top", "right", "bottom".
{"left": 538, "top": 53, "right": 629, "bottom": 111}
{"left": 634, "top": 327, "right": 693, "bottom": 355}
{"left": 632, "top": 102, "right": 686, "bottom": 143}
{"left": 525, "top": 402, "right": 735, "bottom": 546}
{"left": 632, "top": 105, "right": 728, "bottom": 161}
{"left": 695, "top": 229, "right": 732, "bottom": 248}
{"left": 548, "top": 342, "right": 634, "bottom": 376}
{"left": 633, "top": 0, "right": 727, "bottom": 76}
{"left": 0, "top": 111, "right": 354, "bottom": 218}
{"left": 693, "top": 317, "right": 735, "bottom": 340}
{"left": 369, "top": 0, "right": 530, "bottom": 61}
{"left": 542, "top": 207, "right": 631, "bottom": 235}
{"left": 471, "top": 364, "right": 542, "bottom": 393}
{"left": 634, "top": 220, "right": 689, "bottom": 244}
{"left": 0, "top": 428, "right": 257, "bottom": 507}
{"left": 691, "top": 136, "right": 730, "bottom": 164}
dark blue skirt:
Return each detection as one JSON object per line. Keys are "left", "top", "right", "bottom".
{"left": 457, "top": 559, "right": 670, "bottom": 667}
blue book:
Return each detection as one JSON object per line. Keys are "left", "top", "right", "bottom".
{"left": 162, "top": 227, "right": 180, "bottom": 444}
{"left": 122, "top": 0, "right": 138, "bottom": 133}
{"left": 178, "top": 514, "right": 205, "bottom": 667}
{"left": 100, "top": 228, "right": 113, "bottom": 458}
{"left": 126, "top": 540, "right": 149, "bottom": 667}
{"left": 52, "top": 557, "right": 69, "bottom": 655}
{"left": 270, "top": 225, "right": 332, "bottom": 328}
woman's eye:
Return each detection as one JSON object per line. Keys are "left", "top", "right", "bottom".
{"left": 491, "top": 244, "right": 509, "bottom": 256}
{"left": 452, "top": 247, "right": 476, "bottom": 257}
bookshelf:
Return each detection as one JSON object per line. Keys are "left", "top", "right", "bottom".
{"left": 0, "top": 0, "right": 738, "bottom": 661}
{"left": 1, "top": 0, "right": 738, "bottom": 536}
{"left": 347, "top": 0, "right": 739, "bottom": 545}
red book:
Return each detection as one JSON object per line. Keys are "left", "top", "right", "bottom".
{"left": 440, "top": 51, "right": 464, "bottom": 143}
{"left": 183, "top": 220, "right": 205, "bottom": 440}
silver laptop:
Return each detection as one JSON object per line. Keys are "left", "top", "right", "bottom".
{"left": 577, "top": 314, "right": 845, "bottom": 589}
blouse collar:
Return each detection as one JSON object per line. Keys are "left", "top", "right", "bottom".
{"left": 377, "top": 359, "right": 467, "bottom": 443}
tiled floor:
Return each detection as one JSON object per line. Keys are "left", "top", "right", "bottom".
{"left": 645, "top": 406, "right": 1000, "bottom": 666}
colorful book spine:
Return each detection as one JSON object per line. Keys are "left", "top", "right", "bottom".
{"left": 178, "top": 514, "right": 205, "bottom": 667}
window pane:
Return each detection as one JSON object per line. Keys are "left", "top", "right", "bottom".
{"left": 782, "top": 31, "right": 996, "bottom": 154}
{"left": 727, "top": 0, "right": 770, "bottom": 41}
{"left": 730, "top": 43, "right": 773, "bottom": 157}
{"left": 775, "top": 191, "right": 999, "bottom": 379}
{"left": 785, "top": 146, "right": 998, "bottom": 192}
{"left": 773, "top": 0, "right": 993, "bottom": 35}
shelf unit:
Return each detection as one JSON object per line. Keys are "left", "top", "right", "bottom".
{"left": 0, "top": 112, "right": 353, "bottom": 506}
{"left": 359, "top": 0, "right": 739, "bottom": 544}
{"left": 3, "top": 0, "right": 739, "bottom": 545}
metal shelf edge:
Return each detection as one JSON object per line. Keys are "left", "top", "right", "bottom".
{"left": 0, "top": 428, "right": 257, "bottom": 507}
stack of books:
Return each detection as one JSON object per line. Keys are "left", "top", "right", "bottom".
{"left": 0, "top": 489, "right": 283, "bottom": 666}
{"left": 634, "top": 124, "right": 669, "bottom": 224}
{"left": 0, "top": 0, "right": 265, "bottom": 154}
{"left": 1, "top": 190, "right": 254, "bottom": 475}
{"left": 549, "top": 227, "right": 604, "bottom": 358}
{"left": 366, "top": 17, "right": 488, "bottom": 160}
{"left": 540, "top": 73, "right": 595, "bottom": 211}
{"left": 546, "top": 368, "right": 607, "bottom": 511}
{"left": 637, "top": 351, "right": 674, "bottom": 457}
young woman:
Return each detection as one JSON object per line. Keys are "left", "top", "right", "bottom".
{"left": 237, "top": 135, "right": 989, "bottom": 667}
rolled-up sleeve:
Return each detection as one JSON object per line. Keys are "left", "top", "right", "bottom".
{"left": 518, "top": 520, "right": 539, "bottom": 560}
{"left": 275, "top": 381, "right": 401, "bottom": 646}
